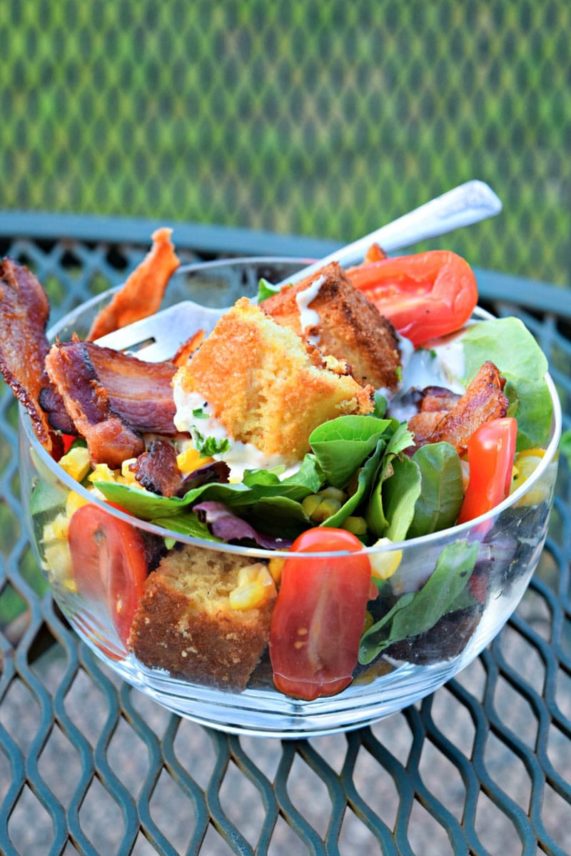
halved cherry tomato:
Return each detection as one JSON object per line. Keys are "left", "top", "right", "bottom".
{"left": 347, "top": 250, "right": 478, "bottom": 346}
{"left": 458, "top": 417, "right": 517, "bottom": 524}
{"left": 269, "top": 528, "right": 371, "bottom": 700}
{"left": 68, "top": 505, "right": 147, "bottom": 644}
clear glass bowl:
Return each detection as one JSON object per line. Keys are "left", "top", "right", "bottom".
{"left": 19, "top": 258, "right": 562, "bottom": 737}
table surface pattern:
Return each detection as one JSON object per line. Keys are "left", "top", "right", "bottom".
{"left": 0, "top": 219, "right": 570, "bottom": 856}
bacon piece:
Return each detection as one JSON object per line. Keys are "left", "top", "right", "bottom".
{"left": 86, "top": 344, "right": 177, "bottom": 434}
{"left": 133, "top": 443, "right": 231, "bottom": 498}
{"left": 0, "top": 259, "right": 66, "bottom": 453}
{"left": 45, "top": 342, "right": 178, "bottom": 467}
{"left": 45, "top": 342, "right": 145, "bottom": 467}
{"left": 418, "top": 386, "right": 461, "bottom": 413}
{"left": 408, "top": 411, "right": 447, "bottom": 447}
{"left": 410, "top": 362, "right": 508, "bottom": 454}
{"left": 173, "top": 329, "right": 205, "bottom": 367}
{"left": 134, "top": 440, "right": 182, "bottom": 497}
{"left": 38, "top": 386, "right": 77, "bottom": 435}
{"left": 87, "top": 228, "right": 180, "bottom": 341}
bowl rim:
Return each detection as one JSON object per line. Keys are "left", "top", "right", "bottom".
{"left": 21, "top": 255, "right": 563, "bottom": 560}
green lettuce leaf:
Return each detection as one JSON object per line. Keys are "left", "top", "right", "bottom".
{"left": 408, "top": 442, "right": 463, "bottom": 537}
{"left": 381, "top": 455, "right": 422, "bottom": 542}
{"left": 359, "top": 540, "right": 479, "bottom": 664}
{"left": 460, "top": 317, "right": 552, "bottom": 449}
{"left": 321, "top": 438, "right": 386, "bottom": 528}
{"left": 151, "top": 513, "right": 220, "bottom": 541}
{"left": 309, "top": 415, "right": 392, "bottom": 488}
{"left": 366, "top": 423, "right": 416, "bottom": 537}
{"left": 95, "top": 455, "right": 321, "bottom": 521}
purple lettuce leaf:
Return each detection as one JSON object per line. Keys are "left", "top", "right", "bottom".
{"left": 177, "top": 461, "right": 230, "bottom": 496}
{"left": 193, "top": 501, "right": 292, "bottom": 550}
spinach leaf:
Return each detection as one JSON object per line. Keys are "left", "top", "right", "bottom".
{"left": 460, "top": 317, "right": 552, "bottom": 449}
{"left": 359, "top": 540, "right": 479, "bottom": 664}
{"left": 94, "top": 479, "right": 250, "bottom": 519}
{"left": 381, "top": 456, "right": 422, "bottom": 541}
{"left": 366, "top": 423, "right": 416, "bottom": 537}
{"left": 244, "top": 496, "right": 310, "bottom": 538}
{"left": 408, "top": 442, "right": 463, "bottom": 537}
{"left": 151, "top": 513, "right": 220, "bottom": 541}
{"left": 95, "top": 455, "right": 321, "bottom": 521}
{"left": 309, "top": 415, "right": 391, "bottom": 488}
{"left": 321, "top": 438, "right": 386, "bottom": 527}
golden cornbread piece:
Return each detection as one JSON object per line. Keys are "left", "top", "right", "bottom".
{"left": 262, "top": 262, "right": 402, "bottom": 390}
{"left": 176, "top": 297, "right": 373, "bottom": 461}
{"left": 129, "top": 546, "right": 276, "bottom": 690}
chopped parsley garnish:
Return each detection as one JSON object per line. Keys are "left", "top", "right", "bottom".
{"left": 257, "top": 277, "right": 281, "bottom": 303}
{"left": 194, "top": 430, "right": 231, "bottom": 457}
{"left": 395, "top": 365, "right": 403, "bottom": 382}
{"left": 192, "top": 407, "right": 208, "bottom": 419}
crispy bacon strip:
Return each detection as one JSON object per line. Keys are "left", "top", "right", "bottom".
{"left": 133, "top": 442, "right": 231, "bottom": 498}
{"left": 87, "top": 344, "right": 177, "bottom": 434}
{"left": 45, "top": 342, "right": 178, "bottom": 467}
{"left": 45, "top": 342, "right": 144, "bottom": 467}
{"left": 87, "top": 228, "right": 180, "bottom": 341}
{"left": 0, "top": 259, "right": 66, "bottom": 453}
{"left": 134, "top": 440, "right": 182, "bottom": 497}
{"left": 419, "top": 386, "right": 461, "bottom": 413}
{"left": 410, "top": 361, "right": 508, "bottom": 454}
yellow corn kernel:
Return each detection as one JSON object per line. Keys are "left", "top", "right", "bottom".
{"left": 58, "top": 446, "right": 91, "bottom": 482}
{"left": 43, "top": 540, "right": 75, "bottom": 590}
{"left": 229, "top": 564, "right": 276, "bottom": 610}
{"left": 43, "top": 512, "right": 70, "bottom": 543}
{"left": 268, "top": 557, "right": 285, "bottom": 586}
{"left": 176, "top": 446, "right": 213, "bottom": 475}
{"left": 369, "top": 538, "right": 403, "bottom": 581}
{"left": 511, "top": 449, "right": 548, "bottom": 506}
{"left": 88, "top": 463, "right": 117, "bottom": 484}
{"left": 66, "top": 490, "right": 90, "bottom": 518}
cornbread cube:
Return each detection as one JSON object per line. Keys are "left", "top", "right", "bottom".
{"left": 175, "top": 297, "right": 373, "bottom": 461}
{"left": 262, "top": 262, "right": 402, "bottom": 390}
{"left": 129, "top": 546, "right": 276, "bottom": 690}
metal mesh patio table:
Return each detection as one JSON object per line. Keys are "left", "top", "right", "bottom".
{"left": 0, "top": 215, "right": 569, "bottom": 855}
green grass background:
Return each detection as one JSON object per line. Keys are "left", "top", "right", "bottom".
{"left": 0, "top": 0, "right": 569, "bottom": 281}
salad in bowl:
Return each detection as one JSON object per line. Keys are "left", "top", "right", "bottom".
{"left": 3, "top": 231, "right": 560, "bottom": 735}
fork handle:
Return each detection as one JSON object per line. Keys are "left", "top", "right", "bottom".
{"left": 278, "top": 180, "right": 501, "bottom": 287}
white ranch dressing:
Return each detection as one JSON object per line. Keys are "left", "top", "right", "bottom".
{"left": 382, "top": 332, "right": 467, "bottom": 421}
{"left": 295, "top": 275, "right": 325, "bottom": 345}
{"left": 173, "top": 384, "right": 296, "bottom": 480}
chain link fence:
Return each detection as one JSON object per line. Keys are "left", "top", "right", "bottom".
{"left": 0, "top": 0, "right": 569, "bottom": 284}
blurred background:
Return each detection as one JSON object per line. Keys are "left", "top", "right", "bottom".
{"left": 1, "top": 0, "right": 569, "bottom": 284}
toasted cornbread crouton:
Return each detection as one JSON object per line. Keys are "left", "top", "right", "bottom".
{"left": 262, "top": 262, "right": 401, "bottom": 390}
{"left": 175, "top": 298, "right": 373, "bottom": 461}
{"left": 129, "top": 546, "right": 276, "bottom": 690}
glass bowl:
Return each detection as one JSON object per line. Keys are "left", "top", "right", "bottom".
{"left": 19, "top": 258, "right": 561, "bottom": 737}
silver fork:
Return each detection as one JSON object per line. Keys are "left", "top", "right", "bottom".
{"left": 95, "top": 180, "right": 501, "bottom": 361}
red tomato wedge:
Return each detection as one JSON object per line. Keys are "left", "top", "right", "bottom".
{"left": 269, "top": 528, "right": 371, "bottom": 700}
{"left": 458, "top": 417, "right": 517, "bottom": 524}
{"left": 68, "top": 505, "right": 148, "bottom": 644}
{"left": 347, "top": 250, "right": 478, "bottom": 346}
